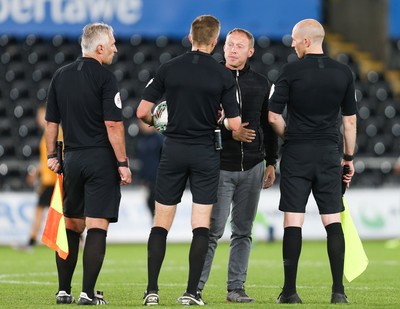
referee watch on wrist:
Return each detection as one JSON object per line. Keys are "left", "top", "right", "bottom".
{"left": 343, "top": 154, "right": 354, "bottom": 161}
{"left": 117, "top": 158, "right": 129, "bottom": 168}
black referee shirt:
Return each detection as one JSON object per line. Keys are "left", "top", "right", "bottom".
{"left": 46, "top": 57, "right": 122, "bottom": 151}
{"left": 269, "top": 54, "right": 357, "bottom": 143}
{"left": 142, "top": 51, "right": 239, "bottom": 143}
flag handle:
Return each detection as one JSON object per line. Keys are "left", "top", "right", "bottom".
{"left": 342, "top": 164, "right": 350, "bottom": 195}
{"left": 56, "top": 141, "right": 63, "bottom": 174}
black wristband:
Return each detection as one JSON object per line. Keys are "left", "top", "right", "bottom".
{"left": 47, "top": 153, "right": 57, "bottom": 159}
{"left": 117, "top": 158, "right": 129, "bottom": 167}
{"left": 343, "top": 154, "right": 354, "bottom": 161}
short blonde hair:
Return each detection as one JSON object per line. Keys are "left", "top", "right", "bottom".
{"left": 226, "top": 28, "right": 255, "bottom": 48}
{"left": 81, "top": 22, "right": 114, "bottom": 54}
{"left": 190, "top": 15, "right": 220, "bottom": 45}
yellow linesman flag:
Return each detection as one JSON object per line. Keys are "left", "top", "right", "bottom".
{"left": 41, "top": 174, "right": 69, "bottom": 260}
{"left": 341, "top": 197, "right": 369, "bottom": 282}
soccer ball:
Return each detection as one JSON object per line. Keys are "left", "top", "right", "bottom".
{"left": 152, "top": 101, "right": 168, "bottom": 133}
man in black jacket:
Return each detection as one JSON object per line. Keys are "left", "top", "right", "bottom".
{"left": 198, "top": 28, "right": 278, "bottom": 303}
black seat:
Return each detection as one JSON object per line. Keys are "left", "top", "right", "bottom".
{"left": 28, "top": 44, "right": 55, "bottom": 65}
{"left": 5, "top": 62, "right": 27, "bottom": 83}
{"left": 112, "top": 61, "right": 133, "bottom": 82}
{"left": 13, "top": 99, "right": 35, "bottom": 122}
{"left": 54, "top": 44, "right": 80, "bottom": 65}
{"left": 17, "top": 136, "right": 40, "bottom": 160}
{"left": 0, "top": 159, "right": 29, "bottom": 190}
{"left": 365, "top": 135, "right": 393, "bottom": 156}
{"left": 17, "top": 117, "right": 39, "bottom": 139}
{"left": 32, "top": 61, "right": 55, "bottom": 82}
{"left": 9, "top": 80, "right": 33, "bottom": 101}
{"left": 1, "top": 45, "right": 24, "bottom": 65}
{"left": 0, "top": 140, "right": 16, "bottom": 160}
{"left": 0, "top": 118, "right": 12, "bottom": 138}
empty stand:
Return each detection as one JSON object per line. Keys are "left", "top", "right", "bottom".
{"left": 0, "top": 34, "right": 399, "bottom": 190}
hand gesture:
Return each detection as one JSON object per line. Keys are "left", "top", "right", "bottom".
{"left": 232, "top": 122, "right": 256, "bottom": 143}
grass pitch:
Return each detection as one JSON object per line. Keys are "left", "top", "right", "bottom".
{"left": 0, "top": 240, "right": 399, "bottom": 308}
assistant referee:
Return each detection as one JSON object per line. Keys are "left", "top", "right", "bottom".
{"left": 268, "top": 19, "right": 357, "bottom": 304}
{"left": 46, "top": 22, "right": 131, "bottom": 305}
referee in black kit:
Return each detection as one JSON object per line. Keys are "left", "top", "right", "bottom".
{"left": 46, "top": 22, "right": 131, "bottom": 305}
{"left": 137, "top": 15, "right": 241, "bottom": 306}
{"left": 268, "top": 19, "right": 357, "bottom": 304}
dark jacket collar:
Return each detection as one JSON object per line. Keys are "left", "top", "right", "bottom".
{"left": 220, "top": 61, "right": 251, "bottom": 76}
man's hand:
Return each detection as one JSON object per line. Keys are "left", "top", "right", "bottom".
{"left": 47, "top": 157, "right": 61, "bottom": 173}
{"left": 342, "top": 160, "right": 355, "bottom": 189}
{"left": 263, "top": 165, "right": 276, "bottom": 189}
{"left": 118, "top": 167, "right": 132, "bottom": 186}
{"left": 232, "top": 122, "right": 256, "bottom": 142}
{"left": 217, "top": 107, "right": 225, "bottom": 124}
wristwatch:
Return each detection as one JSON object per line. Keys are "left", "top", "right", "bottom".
{"left": 343, "top": 154, "right": 354, "bottom": 161}
{"left": 117, "top": 158, "right": 129, "bottom": 167}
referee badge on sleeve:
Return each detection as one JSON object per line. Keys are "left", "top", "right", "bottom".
{"left": 114, "top": 92, "right": 122, "bottom": 109}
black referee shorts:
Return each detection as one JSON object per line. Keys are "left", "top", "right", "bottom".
{"left": 279, "top": 142, "right": 343, "bottom": 214}
{"left": 63, "top": 148, "right": 121, "bottom": 222}
{"left": 155, "top": 138, "right": 220, "bottom": 205}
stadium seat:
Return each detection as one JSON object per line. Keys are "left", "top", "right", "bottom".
{"left": 369, "top": 82, "right": 393, "bottom": 101}
{"left": 365, "top": 135, "right": 393, "bottom": 156}
{"left": 256, "top": 36, "right": 272, "bottom": 49}
{"left": 15, "top": 98, "right": 36, "bottom": 116}
{"left": 113, "top": 61, "right": 133, "bottom": 82}
{"left": 31, "top": 61, "right": 55, "bottom": 82}
{"left": 0, "top": 159, "right": 30, "bottom": 190}
{"left": 5, "top": 63, "right": 27, "bottom": 83}
{"left": 119, "top": 80, "right": 139, "bottom": 100}
{"left": 0, "top": 118, "right": 12, "bottom": 139}
{"left": 16, "top": 136, "right": 40, "bottom": 160}
{"left": 17, "top": 117, "right": 38, "bottom": 138}
{"left": 54, "top": 44, "right": 80, "bottom": 65}
{"left": 28, "top": 44, "right": 54, "bottom": 64}
{"left": 9, "top": 80, "right": 33, "bottom": 101}
{"left": 0, "top": 99, "right": 7, "bottom": 117}
{"left": 386, "top": 116, "right": 400, "bottom": 137}
{"left": 359, "top": 116, "right": 385, "bottom": 138}
{"left": 357, "top": 97, "right": 378, "bottom": 118}
{"left": 1, "top": 45, "right": 23, "bottom": 64}
{"left": 0, "top": 139, "right": 17, "bottom": 162}
{"left": 159, "top": 44, "right": 186, "bottom": 63}
{"left": 23, "top": 34, "right": 43, "bottom": 48}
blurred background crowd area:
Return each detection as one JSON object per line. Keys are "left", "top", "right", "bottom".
{"left": 0, "top": 0, "right": 399, "bottom": 191}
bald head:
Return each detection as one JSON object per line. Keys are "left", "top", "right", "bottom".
{"left": 294, "top": 19, "right": 325, "bottom": 44}
{"left": 291, "top": 19, "right": 325, "bottom": 58}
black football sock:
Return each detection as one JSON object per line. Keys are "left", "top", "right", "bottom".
{"left": 325, "top": 222, "right": 345, "bottom": 294}
{"left": 28, "top": 237, "right": 36, "bottom": 246}
{"left": 186, "top": 227, "right": 209, "bottom": 296}
{"left": 147, "top": 227, "right": 168, "bottom": 292}
{"left": 282, "top": 226, "right": 302, "bottom": 297}
{"left": 82, "top": 228, "right": 107, "bottom": 299}
{"left": 56, "top": 229, "right": 81, "bottom": 294}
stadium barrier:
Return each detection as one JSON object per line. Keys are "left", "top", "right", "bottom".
{"left": 1, "top": 187, "right": 399, "bottom": 245}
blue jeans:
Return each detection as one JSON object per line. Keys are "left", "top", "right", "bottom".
{"left": 198, "top": 161, "right": 264, "bottom": 291}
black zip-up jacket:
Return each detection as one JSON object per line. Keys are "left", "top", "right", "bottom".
{"left": 220, "top": 63, "right": 278, "bottom": 171}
